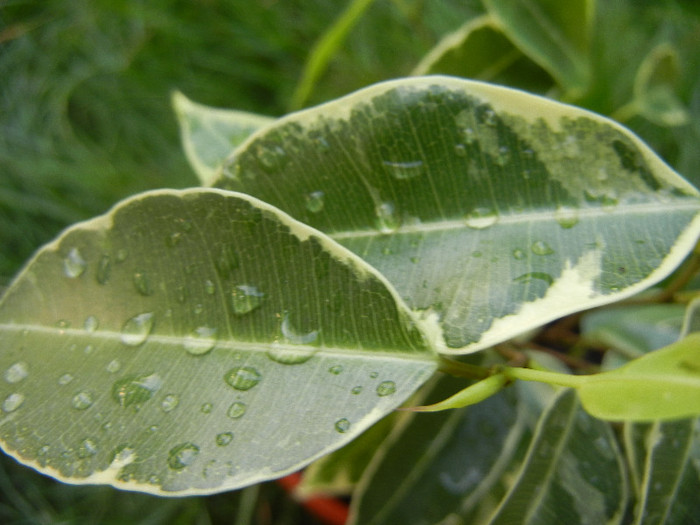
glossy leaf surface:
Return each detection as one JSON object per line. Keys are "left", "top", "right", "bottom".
{"left": 0, "top": 189, "right": 437, "bottom": 495}
{"left": 213, "top": 76, "right": 700, "bottom": 354}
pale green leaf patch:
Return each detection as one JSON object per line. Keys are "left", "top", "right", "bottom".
{"left": 213, "top": 76, "right": 700, "bottom": 354}
{"left": 0, "top": 188, "right": 437, "bottom": 495}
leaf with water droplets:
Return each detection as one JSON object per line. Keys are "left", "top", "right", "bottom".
{"left": 0, "top": 189, "right": 436, "bottom": 495}
{"left": 212, "top": 76, "right": 700, "bottom": 354}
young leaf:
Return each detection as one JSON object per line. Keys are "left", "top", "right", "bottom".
{"left": 213, "top": 76, "right": 700, "bottom": 354}
{"left": 172, "top": 91, "right": 275, "bottom": 186}
{"left": 0, "top": 189, "right": 437, "bottom": 495}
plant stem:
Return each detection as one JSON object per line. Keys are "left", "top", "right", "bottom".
{"left": 438, "top": 357, "right": 491, "bottom": 380}
{"left": 500, "top": 366, "right": 589, "bottom": 388}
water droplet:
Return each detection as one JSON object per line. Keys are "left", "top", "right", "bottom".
{"left": 375, "top": 201, "right": 400, "bottom": 233}
{"left": 166, "top": 232, "right": 182, "bottom": 247}
{"left": 96, "top": 254, "right": 111, "bottom": 284}
{"left": 133, "top": 271, "right": 154, "bottom": 296}
{"left": 120, "top": 312, "right": 154, "bottom": 346}
{"left": 464, "top": 207, "right": 499, "bottom": 229}
{"left": 58, "top": 373, "right": 74, "bottom": 386}
{"left": 168, "top": 442, "right": 200, "bottom": 470}
{"left": 231, "top": 285, "right": 264, "bottom": 315}
{"left": 531, "top": 240, "right": 555, "bottom": 256}
{"left": 72, "top": 391, "right": 94, "bottom": 410}
{"left": 112, "top": 373, "right": 162, "bottom": 409}
{"left": 454, "top": 144, "right": 467, "bottom": 157}
{"left": 351, "top": 386, "right": 363, "bottom": 395}
{"left": 201, "top": 402, "right": 213, "bottom": 414}
{"left": 63, "top": 248, "right": 87, "bottom": 278}
{"left": 204, "top": 280, "right": 216, "bottom": 295}
{"left": 328, "top": 365, "right": 343, "bottom": 375}
{"left": 215, "top": 245, "right": 239, "bottom": 279}
{"left": 514, "top": 272, "right": 554, "bottom": 286}
{"left": 256, "top": 143, "right": 286, "bottom": 172}
{"left": 512, "top": 248, "right": 526, "bottom": 260}
{"left": 216, "top": 432, "right": 234, "bottom": 446}
{"left": 305, "top": 191, "right": 325, "bottom": 213}
{"left": 483, "top": 108, "right": 497, "bottom": 127}
{"left": 161, "top": 394, "right": 179, "bottom": 413}
{"left": 77, "top": 438, "right": 98, "bottom": 458}
{"left": 369, "top": 371, "right": 379, "bottom": 379}
{"left": 183, "top": 326, "right": 218, "bottom": 356}
{"left": 116, "top": 249, "right": 128, "bottom": 262}
{"left": 224, "top": 366, "right": 261, "bottom": 391}
{"left": 106, "top": 359, "right": 121, "bottom": 373}
{"left": 335, "top": 418, "right": 350, "bottom": 433}
{"left": 84, "top": 344, "right": 94, "bottom": 355}
{"left": 383, "top": 160, "right": 424, "bottom": 180}
{"left": 554, "top": 206, "right": 579, "bottom": 229}
{"left": 84, "top": 315, "right": 99, "bottom": 333}
{"left": 5, "top": 362, "right": 28, "bottom": 384}
{"left": 495, "top": 146, "right": 510, "bottom": 166}
{"left": 2, "top": 393, "right": 24, "bottom": 412}
{"left": 56, "top": 319, "right": 71, "bottom": 331}
{"left": 110, "top": 445, "right": 135, "bottom": 468}
{"left": 280, "top": 312, "right": 318, "bottom": 345}
{"left": 562, "top": 135, "right": 580, "bottom": 158}
{"left": 193, "top": 303, "right": 204, "bottom": 315}
{"left": 227, "top": 402, "right": 247, "bottom": 419}
{"left": 376, "top": 380, "right": 397, "bottom": 397}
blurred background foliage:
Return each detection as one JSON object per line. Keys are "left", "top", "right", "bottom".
{"left": 1, "top": 0, "right": 699, "bottom": 523}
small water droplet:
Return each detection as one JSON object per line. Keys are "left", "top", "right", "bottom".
{"left": 464, "top": 207, "right": 499, "bottom": 229}
{"left": 305, "top": 191, "right": 325, "bottom": 213}
{"left": 224, "top": 366, "right": 261, "bottom": 391}
{"left": 2, "top": 393, "right": 24, "bottom": 412}
{"left": 83, "top": 344, "right": 94, "bottom": 355}
{"left": 369, "top": 371, "right": 379, "bottom": 379}
{"left": 328, "top": 365, "right": 343, "bottom": 375}
{"left": 216, "top": 432, "right": 234, "bottom": 446}
{"left": 375, "top": 202, "right": 400, "bottom": 233}
{"left": 483, "top": 108, "right": 497, "bottom": 127}
{"left": 280, "top": 312, "right": 318, "bottom": 345}
{"left": 84, "top": 315, "right": 99, "bottom": 333}
{"left": 495, "top": 146, "right": 510, "bottom": 166}
{"left": 96, "top": 254, "right": 111, "bottom": 284}
{"left": 72, "top": 391, "right": 94, "bottom": 410}
{"left": 231, "top": 285, "right": 264, "bottom": 315}
{"left": 110, "top": 445, "right": 135, "bottom": 467}
{"left": 376, "top": 380, "right": 397, "bottom": 397}
{"left": 63, "top": 248, "right": 87, "bottom": 278}
{"left": 454, "top": 143, "right": 467, "bottom": 157}
{"left": 382, "top": 160, "right": 424, "bottom": 180}
{"left": 351, "top": 386, "right": 363, "bottom": 395}
{"left": 161, "top": 394, "right": 179, "bottom": 413}
{"left": 58, "top": 373, "right": 74, "bottom": 386}
{"left": 227, "top": 401, "right": 247, "bottom": 419}
{"left": 55, "top": 319, "right": 71, "bottom": 331}
{"left": 193, "top": 303, "right": 204, "bottom": 315}
{"left": 168, "top": 442, "right": 200, "bottom": 470}
{"left": 120, "top": 312, "right": 154, "bottom": 346}
{"left": 5, "top": 362, "right": 28, "bottom": 384}
{"left": 256, "top": 143, "right": 286, "bottom": 171}
{"left": 562, "top": 135, "right": 580, "bottom": 158}
{"left": 133, "top": 271, "right": 154, "bottom": 296}
{"left": 116, "top": 249, "right": 128, "bottom": 262}
{"left": 204, "top": 280, "right": 216, "bottom": 295}
{"left": 514, "top": 272, "right": 554, "bottom": 286}
{"left": 183, "top": 326, "right": 218, "bottom": 356}
{"left": 335, "top": 418, "right": 350, "bottom": 433}
{"left": 106, "top": 359, "right": 121, "bottom": 373}
{"left": 166, "top": 232, "right": 182, "bottom": 247}
{"left": 554, "top": 206, "right": 579, "bottom": 229}
{"left": 201, "top": 402, "right": 213, "bottom": 414}
{"left": 77, "top": 438, "right": 98, "bottom": 458}
{"left": 512, "top": 248, "right": 526, "bottom": 260}
{"left": 531, "top": 240, "right": 555, "bottom": 256}
{"left": 112, "top": 373, "right": 162, "bottom": 409}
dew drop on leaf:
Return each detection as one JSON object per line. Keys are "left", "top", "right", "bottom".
{"left": 382, "top": 160, "right": 424, "bottom": 180}
{"left": 201, "top": 402, "right": 213, "bottom": 414}
{"left": 110, "top": 445, "right": 136, "bottom": 468}
{"left": 224, "top": 366, "right": 262, "bottom": 391}
{"left": 71, "top": 391, "right": 94, "bottom": 410}
{"left": 204, "top": 280, "right": 215, "bottom": 295}
{"left": 280, "top": 312, "right": 318, "bottom": 345}
{"left": 227, "top": 401, "right": 247, "bottom": 419}
{"left": 111, "top": 373, "right": 162, "bottom": 409}
{"left": 231, "top": 285, "right": 264, "bottom": 315}
{"left": 464, "top": 207, "right": 499, "bottom": 229}
{"left": 5, "top": 362, "right": 28, "bottom": 384}
{"left": 84, "top": 315, "right": 99, "bottom": 333}
{"left": 133, "top": 271, "right": 154, "bottom": 296}
{"left": 513, "top": 272, "right": 554, "bottom": 286}
{"left": 376, "top": 380, "right": 397, "bottom": 397}
{"left": 215, "top": 244, "right": 239, "bottom": 279}
{"left": 2, "top": 393, "right": 24, "bottom": 412}
{"left": 63, "top": 248, "right": 87, "bottom": 278}
{"left": 96, "top": 254, "right": 111, "bottom": 284}
{"left": 305, "top": 191, "right": 325, "bottom": 213}
{"left": 77, "top": 438, "right": 98, "bottom": 458}
{"left": 120, "top": 312, "right": 154, "bottom": 346}
{"left": 454, "top": 143, "right": 467, "bottom": 157}
{"left": 335, "top": 418, "right": 351, "bottom": 433}
{"left": 116, "top": 248, "right": 128, "bottom": 262}
{"left": 554, "top": 205, "right": 579, "bottom": 229}
{"left": 167, "top": 442, "right": 200, "bottom": 470}
{"left": 106, "top": 359, "right": 121, "bottom": 373}
{"left": 495, "top": 146, "right": 510, "bottom": 166}
{"left": 351, "top": 386, "right": 363, "bottom": 395}
{"left": 183, "top": 326, "right": 218, "bottom": 356}
{"left": 512, "top": 248, "right": 526, "bottom": 260}
{"left": 216, "top": 432, "right": 234, "bottom": 446}
{"left": 328, "top": 365, "right": 343, "bottom": 375}
{"left": 58, "top": 373, "right": 74, "bottom": 386}
{"left": 161, "top": 394, "right": 179, "bottom": 413}
{"left": 166, "top": 232, "right": 182, "bottom": 247}
{"left": 531, "top": 240, "right": 555, "bottom": 255}
{"left": 375, "top": 201, "right": 400, "bottom": 233}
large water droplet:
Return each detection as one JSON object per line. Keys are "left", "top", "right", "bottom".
{"left": 5, "top": 362, "right": 28, "bottom": 384}
{"left": 382, "top": 160, "right": 424, "bottom": 180}
{"left": 72, "top": 391, "right": 94, "bottom": 410}
{"left": 335, "top": 418, "right": 350, "bottom": 433}
{"left": 84, "top": 315, "right": 99, "bottom": 333}
{"left": 112, "top": 373, "right": 162, "bottom": 409}
{"left": 231, "top": 285, "right": 264, "bottom": 315}
{"left": 227, "top": 401, "right": 247, "bottom": 419}
{"left": 464, "top": 207, "right": 499, "bottom": 229}
{"left": 133, "top": 271, "right": 154, "bottom": 296}
{"left": 224, "top": 366, "right": 261, "bottom": 391}
{"left": 96, "top": 254, "right": 111, "bottom": 284}
{"left": 531, "top": 240, "right": 555, "bottom": 256}
{"left": 120, "top": 312, "right": 154, "bottom": 346}
{"left": 167, "top": 442, "right": 200, "bottom": 470}
{"left": 77, "top": 438, "right": 98, "bottom": 458}
{"left": 183, "top": 326, "right": 218, "bottom": 356}
{"left": 376, "top": 380, "right": 397, "bottom": 397}
{"left": 216, "top": 432, "right": 234, "bottom": 446}
{"left": 554, "top": 206, "right": 579, "bottom": 229}
{"left": 63, "top": 248, "right": 87, "bottom": 278}
{"left": 305, "top": 191, "right": 325, "bottom": 213}
{"left": 2, "top": 393, "right": 24, "bottom": 412}
{"left": 161, "top": 394, "right": 179, "bottom": 413}
{"left": 375, "top": 202, "right": 400, "bottom": 233}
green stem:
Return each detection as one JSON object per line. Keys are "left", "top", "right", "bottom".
{"left": 438, "top": 357, "right": 491, "bottom": 380}
{"left": 500, "top": 366, "right": 589, "bottom": 388}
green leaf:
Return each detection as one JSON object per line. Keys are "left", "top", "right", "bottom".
{"left": 0, "top": 189, "right": 437, "bottom": 495}
{"left": 413, "top": 15, "right": 554, "bottom": 95}
{"left": 488, "top": 389, "right": 628, "bottom": 525}
{"left": 214, "top": 76, "right": 700, "bottom": 354}
{"left": 172, "top": 91, "right": 275, "bottom": 186}
{"left": 576, "top": 332, "right": 700, "bottom": 421}
{"left": 483, "top": 0, "right": 594, "bottom": 96}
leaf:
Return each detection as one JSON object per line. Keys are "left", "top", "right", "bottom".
{"left": 487, "top": 389, "right": 628, "bottom": 525}
{"left": 483, "top": 0, "right": 594, "bottom": 96}
{"left": 412, "top": 15, "right": 554, "bottom": 95}
{"left": 213, "top": 76, "right": 700, "bottom": 354}
{"left": 0, "top": 188, "right": 437, "bottom": 495}
{"left": 172, "top": 91, "right": 275, "bottom": 186}
{"left": 576, "top": 332, "right": 700, "bottom": 421}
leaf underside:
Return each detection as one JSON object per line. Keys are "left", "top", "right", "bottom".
{"left": 0, "top": 189, "right": 436, "bottom": 495}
